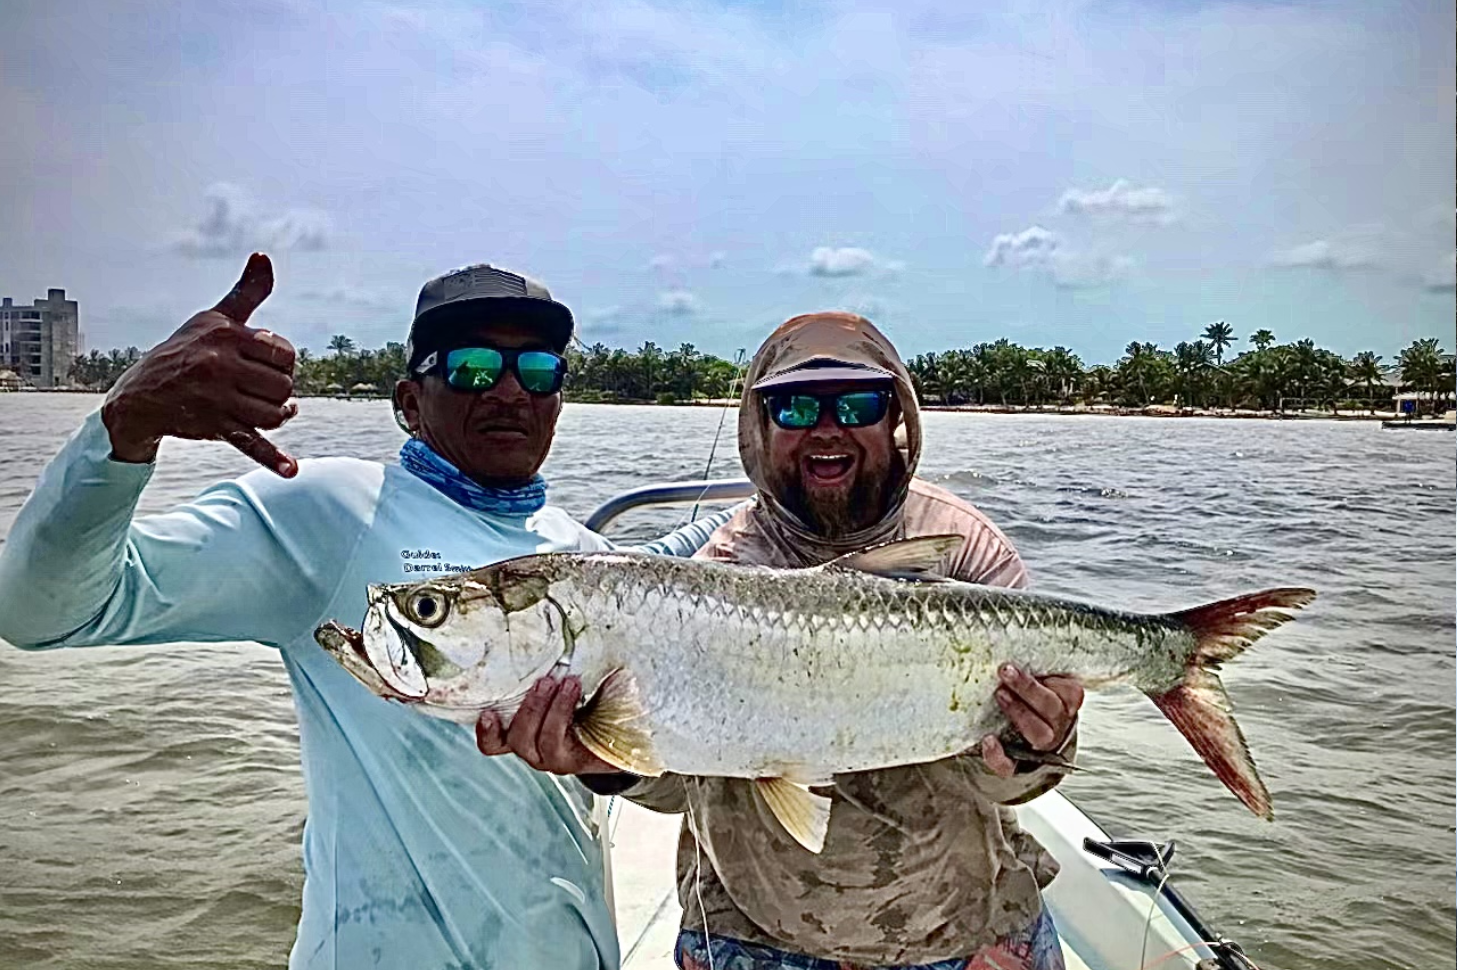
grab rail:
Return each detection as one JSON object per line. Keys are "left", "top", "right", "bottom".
{"left": 584, "top": 478, "right": 755, "bottom": 533}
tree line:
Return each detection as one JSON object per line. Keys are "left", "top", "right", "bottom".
{"left": 65, "top": 324, "right": 1453, "bottom": 415}
{"left": 908, "top": 327, "right": 1452, "bottom": 416}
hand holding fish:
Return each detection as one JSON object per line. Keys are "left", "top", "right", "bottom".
{"left": 979, "top": 666, "right": 1084, "bottom": 778}
{"left": 475, "top": 675, "right": 621, "bottom": 776}
{"left": 101, "top": 252, "right": 300, "bottom": 476}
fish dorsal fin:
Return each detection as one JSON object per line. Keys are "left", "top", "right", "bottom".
{"left": 755, "top": 777, "right": 832, "bottom": 853}
{"left": 824, "top": 534, "right": 962, "bottom": 581}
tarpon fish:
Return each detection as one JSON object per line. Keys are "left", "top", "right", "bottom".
{"left": 315, "top": 536, "right": 1315, "bottom": 852}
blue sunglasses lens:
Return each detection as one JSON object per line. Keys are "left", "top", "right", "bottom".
{"left": 443, "top": 348, "right": 565, "bottom": 395}
{"left": 835, "top": 391, "right": 889, "bottom": 427}
{"left": 444, "top": 348, "right": 504, "bottom": 390}
{"left": 768, "top": 391, "right": 888, "bottom": 429}
{"left": 770, "top": 395, "right": 822, "bottom": 428}
{"left": 513, "top": 351, "right": 567, "bottom": 394}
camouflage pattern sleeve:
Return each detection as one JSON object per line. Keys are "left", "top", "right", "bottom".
{"left": 618, "top": 774, "right": 691, "bottom": 814}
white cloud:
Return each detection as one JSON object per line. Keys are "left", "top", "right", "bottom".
{"left": 1424, "top": 253, "right": 1456, "bottom": 292}
{"left": 581, "top": 306, "right": 627, "bottom": 337}
{"left": 657, "top": 290, "right": 699, "bottom": 315}
{"left": 298, "top": 286, "right": 391, "bottom": 310}
{"left": 170, "top": 183, "right": 330, "bottom": 259}
{"left": 649, "top": 250, "right": 727, "bottom": 275}
{"left": 1057, "top": 180, "right": 1177, "bottom": 225}
{"left": 1268, "top": 239, "right": 1378, "bottom": 270}
{"left": 983, "top": 225, "right": 1061, "bottom": 268}
{"left": 808, "top": 246, "right": 879, "bottom": 277}
{"left": 983, "top": 225, "right": 1132, "bottom": 288}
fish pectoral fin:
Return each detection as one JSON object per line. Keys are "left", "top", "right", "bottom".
{"left": 755, "top": 777, "right": 832, "bottom": 854}
{"left": 824, "top": 534, "right": 963, "bottom": 581}
{"left": 573, "top": 668, "right": 667, "bottom": 778}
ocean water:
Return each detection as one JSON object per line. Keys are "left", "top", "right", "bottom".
{"left": 0, "top": 394, "right": 1452, "bottom": 970}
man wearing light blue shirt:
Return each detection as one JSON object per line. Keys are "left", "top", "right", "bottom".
{"left": 0, "top": 254, "right": 729, "bottom": 969}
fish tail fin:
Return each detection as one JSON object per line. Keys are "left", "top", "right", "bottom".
{"left": 1149, "top": 587, "right": 1317, "bottom": 822}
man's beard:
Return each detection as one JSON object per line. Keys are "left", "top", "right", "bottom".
{"left": 775, "top": 453, "right": 906, "bottom": 539}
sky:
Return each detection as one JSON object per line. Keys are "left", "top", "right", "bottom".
{"left": 1, "top": 0, "right": 1452, "bottom": 365}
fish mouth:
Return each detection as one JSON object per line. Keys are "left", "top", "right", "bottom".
{"left": 314, "top": 619, "right": 422, "bottom": 702}
{"left": 802, "top": 452, "right": 856, "bottom": 487}
{"left": 315, "top": 619, "right": 365, "bottom": 657}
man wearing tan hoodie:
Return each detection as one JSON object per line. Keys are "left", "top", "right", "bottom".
{"left": 481, "top": 312, "right": 1082, "bottom": 970}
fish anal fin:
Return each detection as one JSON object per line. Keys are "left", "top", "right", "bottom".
{"left": 755, "top": 777, "right": 832, "bottom": 853}
{"left": 825, "top": 534, "right": 963, "bottom": 581}
{"left": 573, "top": 668, "right": 666, "bottom": 778}
{"left": 1151, "top": 674, "right": 1273, "bottom": 821}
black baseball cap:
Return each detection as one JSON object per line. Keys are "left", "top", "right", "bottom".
{"left": 406, "top": 263, "right": 575, "bottom": 370}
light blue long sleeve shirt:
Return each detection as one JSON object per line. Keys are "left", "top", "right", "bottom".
{"left": 0, "top": 410, "right": 733, "bottom": 970}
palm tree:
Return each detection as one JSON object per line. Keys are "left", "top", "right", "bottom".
{"left": 327, "top": 334, "right": 356, "bottom": 357}
{"left": 1201, "top": 321, "right": 1236, "bottom": 364}
{"left": 1349, "top": 352, "right": 1384, "bottom": 414}
{"left": 1398, "top": 338, "right": 1450, "bottom": 416}
{"left": 1119, "top": 342, "right": 1166, "bottom": 406}
{"left": 1290, "top": 339, "right": 1321, "bottom": 408}
{"left": 1173, "top": 340, "right": 1215, "bottom": 408}
{"left": 940, "top": 352, "right": 972, "bottom": 405}
{"left": 984, "top": 339, "right": 1031, "bottom": 407}
{"left": 1082, "top": 364, "right": 1115, "bottom": 405}
{"left": 1314, "top": 350, "right": 1350, "bottom": 415}
{"left": 1040, "top": 346, "right": 1084, "bottom": 405}
{"left": 637, "top": 341, "right": 664, "bottom": 399}
{"left": 606, "top": 348, "right": 633, "bottom": 398}
{"left": 673, "top": 343, "right": 700, "bottom": 400}
{"left": 1250, "top": 329, "right": 1276, "bottom": 352}
{"left": 906, "top": 354, "right": 927, "bottom": 399}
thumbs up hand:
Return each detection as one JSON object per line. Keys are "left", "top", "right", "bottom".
{"left": 101, "top": 253, "right": 301, "bottom": 477}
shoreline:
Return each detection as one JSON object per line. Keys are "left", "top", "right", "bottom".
{"left": 7, "top": 389, "right": 1450, "bottom": 425}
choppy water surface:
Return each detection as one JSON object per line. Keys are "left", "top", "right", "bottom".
{"left": 0, "top": 395, "right": 1452, "bottom": 970}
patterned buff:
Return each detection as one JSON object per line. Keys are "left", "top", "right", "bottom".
{"left": 674, "top": 908, "right": 1067, "bottom": 970}
{"left": 398, "top": 437, "right": 548, "bottom": 517}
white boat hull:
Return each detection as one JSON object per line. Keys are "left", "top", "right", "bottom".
{"left": 608, "top": 790, "right": 1229, "bottom": 970}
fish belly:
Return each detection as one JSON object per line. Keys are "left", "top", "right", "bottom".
{"left": 572, "top": 581, "right": 1047, "bottom": 779}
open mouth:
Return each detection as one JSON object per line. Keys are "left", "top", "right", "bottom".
{"left": 316, "top": 620, "right": 365, "bottom": 657}
{"left": 802, "top": 453, "right": 855, "bottom": 486}
{"left": 313, "top": 620, "right": 420, "bottom": 701}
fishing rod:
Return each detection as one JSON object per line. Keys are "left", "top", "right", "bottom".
{"left": 686, "top": 347, "right": 747, "bottom": 523}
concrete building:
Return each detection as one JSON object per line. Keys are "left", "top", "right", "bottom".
{"left": 0, "top": 288, "right": 79, "bottom": 388}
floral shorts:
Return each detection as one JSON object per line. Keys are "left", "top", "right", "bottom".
{"left": 674, "top": 907, "right": 1067, "bottom": 970}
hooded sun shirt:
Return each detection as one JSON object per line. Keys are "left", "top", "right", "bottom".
{"left": 611, "top": 312, "right": 1077, "bottom": 965}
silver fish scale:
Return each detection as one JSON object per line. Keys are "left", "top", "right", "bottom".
{"left": 517, "top": 554, "right": 1193, "bottom": 778}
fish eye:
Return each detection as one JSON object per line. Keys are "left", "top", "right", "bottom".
{"left": 407, "top": 590, "right": 448, "bottom": 628}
